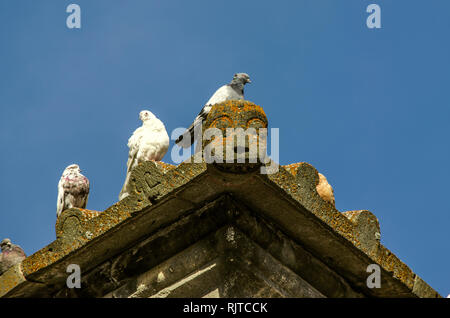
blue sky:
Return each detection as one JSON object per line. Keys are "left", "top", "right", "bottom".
{"left": 0, "top": 0, "right": 449, "bottom": 296}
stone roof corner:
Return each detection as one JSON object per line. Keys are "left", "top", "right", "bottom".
{"left": 0, "top": 100, "right": 441, "bottom": 298}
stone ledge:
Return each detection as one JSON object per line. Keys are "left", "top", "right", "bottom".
{"left": 269, "top": 162, "right": 437, "bottom": 297}
{"left": 0, "top": 100, "right": 441, "bottom": 298}
{"left": 0, "top": 263, "right": 26, "bottom": 297}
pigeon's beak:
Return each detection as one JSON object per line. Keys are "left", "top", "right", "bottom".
{"left": 247, "top": 79, "right": 252, "bottom": 83}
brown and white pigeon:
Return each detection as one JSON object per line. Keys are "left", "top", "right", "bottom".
{"left": 119, "top": 110, "right": 169, "bottom": 201}
{"left": 316, "top": 173, "right": 335, "bottom": 206}
{"left": 57, "top": 164, "right": 90, "bottom": 217}
{"left": 175, "top": 73, "right": 251, "bottom": 148}
{"left": 0, "top": 238, "right": 26, "bottom": 275}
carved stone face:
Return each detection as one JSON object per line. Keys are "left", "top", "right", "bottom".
{"left": 201, "top": 100, "right": 268, "bottom": 172}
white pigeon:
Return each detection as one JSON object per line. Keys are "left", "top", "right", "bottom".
{"left": 119, "top": 110, "right": 170, "bottom": 201}
{"left": 175, "top": 73, "right": 251, "bottom": 148}
{"left": 57, "top": 164, "right": 90, "bottom": 217}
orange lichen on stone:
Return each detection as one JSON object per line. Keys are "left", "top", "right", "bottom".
{"left": 78, "top": 210, "right": 102, "bottom": 224}
{"left": 374, "top": 245, "right": 415, "bottom": 290}
{"left": 0, "top": 264, "right": 26, "bottom": 297}
{"left": 155, "top": 161, "right": 176, "bottom": 174}
{"left": 282, "top": 163, "right": 304, "bottom": 177}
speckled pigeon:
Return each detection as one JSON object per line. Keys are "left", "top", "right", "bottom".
{"left": 0, "top": 238, "right": 26, "bottom": 275}
{"left": 119, "top": 110, "right": 170, "bottom": 201}
{"left": 57, "top": 164, "right": 90, "bottom": 217}
{"left": 175, "top": 73, "right": 251, "bottom": 148}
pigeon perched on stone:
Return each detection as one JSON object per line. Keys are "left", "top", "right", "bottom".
{"left": 0, "top": 238, "right": 26, "bottom": 275}
{"left": 175, "top": 73, "right": 251, "bottom": 148}
{"left": 57, "top": 164, "right": 90, "bottom": 217}
{"left": 119, "top": 110, "right": 170, "bottom": 201}
{"left": 316, "top": 173, "right": 335, "bottom": 206}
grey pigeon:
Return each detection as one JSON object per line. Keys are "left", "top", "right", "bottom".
{"left": 0, "top": 238, "right": 26, "bottom": 275}
{"left": 57, "top": 164, "right": 90, "bottom": 217}
{"left": 175, "top": 73, "right": 251, "bottom": 148}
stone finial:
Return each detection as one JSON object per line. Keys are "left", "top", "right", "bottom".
{"left": 342, "top": 210, "right": 381, "bottom": 255}
{"left": 119, "top": 161, "right": 169, "bottom": 205}
{"left": 55, "top": 208, "right": 102, "bottom": 240}
{"left": 199, "top": 100, "right": 269, "bottom": 172}
{"left": 282, "top": 163, "right": 336, "bottom": 206}
{"left": 284, "top": 162, "right": 320, "bottom": 188}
